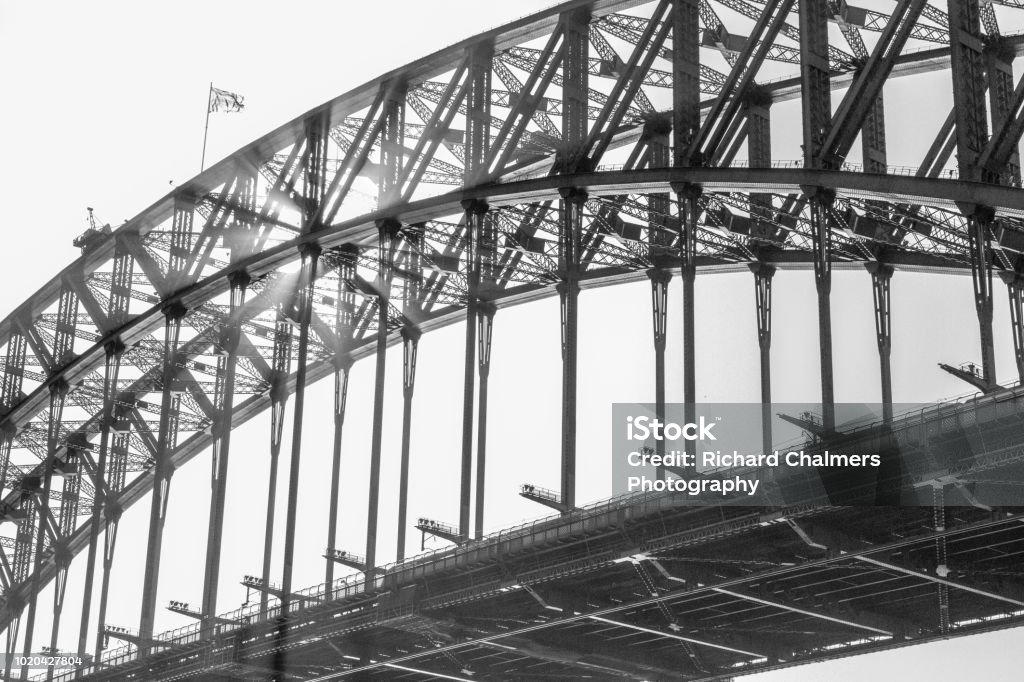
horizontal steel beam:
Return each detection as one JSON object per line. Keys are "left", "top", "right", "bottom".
{"left": 711, "top": 586, "right": 893, "bottom": 636}
{"left": 856, "top": 555, "right": 1024, "bottom": 607}
{"left": 589, "top": 615, "right": 767, "bottom": 657}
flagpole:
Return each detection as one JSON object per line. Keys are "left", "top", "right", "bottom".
{"left": 200, "top": 82, "right": 212, "bottom": 172}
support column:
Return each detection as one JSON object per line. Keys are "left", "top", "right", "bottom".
{"left": 25, "top": 287, "right": 80, "bottom": 679}
{"left": 1001, "top": 271, "right": 1024, "bottom": 383}
{"left": 280, "top": 243, "right": 320, "bottom": 615}
{"left": 200, "top": 271, "right": 248, "bottom": 636}
{"left": 260, "top": 315, "right": 292, "bottom": 619}
{"left": 966, "top": 206, "right": 997, "bottom": 387}
{"left": 673, "top": 182, "right": 701, "bottom": 464}
{"left": 365, "top": 219, "right": 399, "bottom": 576}
{"left": 751, "top": 263, "right": 775, "bottom": 456}
{"left": 806, "top": 186, "right": 836, "bottom": 431}
{"left": 558, "top": 188, "right": 586, "bottom": 511}
{"left": 325, "top": 358, "right": 350, "bottom": 586}
{"left": 78, "top": 244, "right": 132, "bottom": 672}
{"left": 396, "top": 326, "right": 419, "bottom": 560}
{"left": 326, "top": 252, "right": 355, "bottom": 587}
{"left": 395, "top": 227, "right": 422, "bottom": 561}
{"left": 92, "top": 431, "right": 128, "bottom": 666}
{"left": 21, "top": 445, "right": 59, "bottom": 682}
{"left": 5, "top": 499, "right": 33, "bottom": 682}
{"left": 138, "top": 301, "right": 187, "bottom": 648}
{"left": 648, "top": 269, "right": 671, "bottom": 479}
{"left": 23, "top": 385, "right": 65, "bottom": 681}
{"left": 459, "top": 200, "right": 486, "bottom": 538}
{"left": 799, "top": 0, "right": 835, "bottom": 431}
{"left": 474, "top": 302, "right": 495, "bottom": 539}
{"left": 867, "top": 263, "right": 894, "bottom": 422}
{"left": 646, "top": 113, "right": 672, "bottom": 481}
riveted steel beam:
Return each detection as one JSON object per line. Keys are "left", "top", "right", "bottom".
{"left": 673, "top": 0, "right": 701, "bottom": 167}
{"left": 948, "top": 0, "right": 990, "bottom": 182}
{"left": 465, "top": 42, "right": 493, "bottom": 185}
{"left": 800, "top": 0, "right": 832, "bottom": 169}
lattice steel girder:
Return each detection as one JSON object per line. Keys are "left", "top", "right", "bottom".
{"left": 857, "top": 5, "right": 950, "bottom": 44}
{"left": 485, "top": 23, "right": 566, "bottom": 178}
{"left": 584, "top": 0, "right": 672, "bottom": 166}
{"left": 819, "top": 0, "right": 929, "bottom": 168}
{"left": 693, "top": 0, "right": 795, "bottom": 165}
{"left": 398, "top": 80, "right": 475, "bottom": 202}
{"left": 979, "top": 70, "right": 1024, "bottom": 185}
{"left": 716, "top": 0, "right": 855, "bottom": 68}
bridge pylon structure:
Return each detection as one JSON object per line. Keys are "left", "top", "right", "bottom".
{"left": 3, "top": 0, "right": 1024, "bottom": 680}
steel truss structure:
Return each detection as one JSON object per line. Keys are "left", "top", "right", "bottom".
{"left": 3, "top": 0, "right": 1024, "bottom": 679}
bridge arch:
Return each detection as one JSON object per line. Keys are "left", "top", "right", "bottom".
{"left": 2, "top": 0, "right": 1024, "bottom": 679}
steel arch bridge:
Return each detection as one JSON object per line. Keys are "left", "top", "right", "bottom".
{"left": 5, "top": 0, "right": 1024, "bottom": 679}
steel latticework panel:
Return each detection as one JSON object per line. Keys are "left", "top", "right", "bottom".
{"left": 2, "top": 0, "right": 1024, "bottom": 680}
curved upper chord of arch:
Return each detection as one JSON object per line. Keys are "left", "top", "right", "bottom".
{"left": 3, "top": 0, "right": 1024, "bottom": 679}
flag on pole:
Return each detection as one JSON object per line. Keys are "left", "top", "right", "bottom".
{"left": 209, "top": 86, "right": 245, "bottom": 113}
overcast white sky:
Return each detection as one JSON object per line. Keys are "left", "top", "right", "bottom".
{"left": 0, "top": 1, "right": 1022, "bottom": 679}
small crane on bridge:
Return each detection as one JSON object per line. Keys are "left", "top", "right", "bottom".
{"left": 72, "top": 207, "right": 113, "bottom": 255}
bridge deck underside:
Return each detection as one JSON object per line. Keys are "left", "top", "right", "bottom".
{"left": 78, "top": 501, "right": 1024, "bottom": 682}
